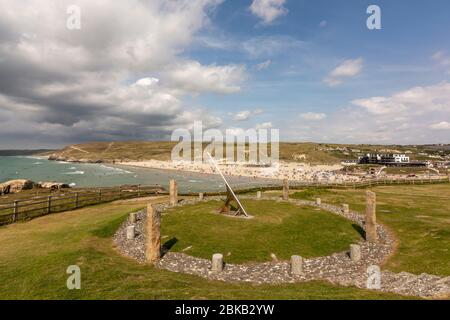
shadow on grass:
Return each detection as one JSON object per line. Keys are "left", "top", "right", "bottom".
{"left": 352, "top": 224, "right": 366, "bottom": 239}
{"left": 161, "top": 237, "right": 178, "bottom": 257}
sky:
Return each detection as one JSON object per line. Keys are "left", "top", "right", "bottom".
{"left": 0, "top": 0, "right": 449, "bottom": 149}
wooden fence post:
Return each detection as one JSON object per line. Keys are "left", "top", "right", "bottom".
{"left": 98, "top": 189, "right": 102, "bottom": 202}
{"left": 47, "top": 196, "right": 52, "bottom": 214}
{"left": 75, "top": 192, "right": 79, "bottom": 208}
{"left": 138, "top": 185, "right": 141, "bottom": 198}
{"left": 13, "top": 200, "right": 18, "bottom": 222}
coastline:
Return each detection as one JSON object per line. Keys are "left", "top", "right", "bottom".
{"left": 119, "top": 159, "right": 360, "bottom": 183}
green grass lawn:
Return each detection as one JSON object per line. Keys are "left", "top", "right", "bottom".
{"left": 292, "top": 184, "right": 450, "bottom": 276}
{"left": 0, "top": 198, "right": 408, "bottom": 300}
{"left": 161, "top": 200, "right": 362, "bottom": 263}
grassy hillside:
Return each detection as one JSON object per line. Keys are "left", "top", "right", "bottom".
{"left": 42, "top": 141, "right": 449, "bottom": 165}
{"left": 162, "top": 200, "right": 361, "bottom": 263}
{"left": 0, "top": 197, "right": 408, "bottom": 300}
{"left": 291, "top": 184, "right": 450, "bottom": 276}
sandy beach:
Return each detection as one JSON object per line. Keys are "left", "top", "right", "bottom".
{"left": 122, "top": 160, "right": 363, "bottom": 183}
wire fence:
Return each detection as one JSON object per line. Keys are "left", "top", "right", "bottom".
{"left": 0, "top": 185, "right": 165, "bottom": 226}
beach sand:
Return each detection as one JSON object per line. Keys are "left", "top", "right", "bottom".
{"left": 122, "top": 160, "right": 362, "bottom": 183}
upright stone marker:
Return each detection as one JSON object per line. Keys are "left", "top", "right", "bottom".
{"left": 169, "top": 179, "right": 178, "bottom": 206}
{"left": 350, "top": 244, "right": 361, "bottom": 262}
{"left": 290, "top": 255, "right": 303, "bottom": 276}
{"left": 342, "top": 204, "right": 350, "bottom": 214}
{"left": 129, "top": 212, "right": 137, "bottom": 224}
{"left": 282, "top": 179, "right": 289, "bottom": 200}
{"left": 199, "top": 193, "right": 204, "bottom": 201}
{"left": 316, "top": 198, "right": 321, "bottom": 205}
{"left": 256, "top": 191, "right": 262, "bottom": 199}
{"left": 211, "top": 253, "right": 224, "bottom": 273}
{"left": 365, "top": 191, "right": 378, "bottom": 243}
{"left": 126, "top": 226, "right": 135, "bottom": 240}
{"left": 146, "top": 204, "right": 161, "bottom": 264}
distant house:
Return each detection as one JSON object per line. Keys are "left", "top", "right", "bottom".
{"left": 358, "top": 154, "right": 410, "bottom": 165}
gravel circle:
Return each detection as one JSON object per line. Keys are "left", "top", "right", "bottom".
{"left": 113, "top": 196, "right": 449, "bottom": 298}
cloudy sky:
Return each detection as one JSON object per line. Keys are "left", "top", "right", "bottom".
{"left": 0, "top": 0, "right": 449, "bottom": 148}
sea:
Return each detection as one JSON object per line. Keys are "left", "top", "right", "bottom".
{"left": 0, "top": 156, "right": 279, "bottom": 193}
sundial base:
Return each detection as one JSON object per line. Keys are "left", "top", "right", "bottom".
{"left": 215, "top": 208, "right": 255, "bottom": 220}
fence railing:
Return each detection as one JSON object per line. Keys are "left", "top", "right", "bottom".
{"left": 1, "top": 176, "right": 448, "bottom": 226}
{"left": 289, "top": 176, "right": 450, "bottom": 190}
{"left": 0, "top": 185, "right": 165, "bottom": 226}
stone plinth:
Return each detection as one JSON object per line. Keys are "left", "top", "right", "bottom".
{"left": 291, "top": 255, "right": 303, "bottom": 276}
{"left": 169, "top": 180, "right": 178, "bottom": 206}
{"left": 342, "top": 204, "right": 349, "bottom": 214}
{"left": 365, "top": 191, "right": 378, "bottom": 243}
{"left": 282, "top": 179, "right": 289, "bottom": 200}
{"left": 146, "top": 204, "right": 161, "bottom": 264}
{"left": 211, "top": 254, "right": 224, "bottom": 273}
{"left": 350, "top": 244, "right": 361, "bottom": 262}
{"left": 126, "top": 226, "right": 135, "bottom": 240}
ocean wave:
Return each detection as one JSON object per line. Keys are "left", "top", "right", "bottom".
{"left": 99, "top": 165, "right": 132, "bottom": 174}
{"left": 33, "top": 162, "right": 43, "bottom": 165}
{"left": 69, "top": 183, "right": 77, "bottom": 187}
{"left": 62, "top": 171, "right": 85, "bottom": 175}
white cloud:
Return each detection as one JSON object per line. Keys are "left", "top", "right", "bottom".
{"left": 256, "top": 60, "right": 272, "bottom": 71}
{"left": 233, "top": 109, "right": 265, "bottom": 121}
{"left": 256, "top": 122, "right": 273, "bottom": 129}
{"left": 234, "top": 111, "right": 252, "bottom": 121}
{"left": 284, "top": 82, "right": 450, "bottom": 144}
{"left": 430, "top": 121, "right": 450, "bottom": 130}
{"left": 323, "top": 58, "right": 364, "bottom": 87}
{"left": 197, "top": 34, "right": 303, "bottom": 59}
{"left": 300, "top": 112, "right": 327, "bottom": 121}
{"left": 0, "top": 0, "right": 241, "bottom": 146}
{"left": 164, "top": 61, "right": 246, "bottom": 94}
{"left": 432, "top": 51, "right": 450, "bottom": 66}
{"left": 432, "top": 51, "right": 450, "bottom": 74}
{"left": 352, "top": 82, "right": 450, "bottom": 115}
{"left": 250, "top": 0, "right": 288, "bottom": 25}
{"left": 242, "top": 35, "right": 304, "bottom": 58}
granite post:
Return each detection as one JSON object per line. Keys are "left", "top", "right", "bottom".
{"left": 146, "top": 204, "right": 161, "bottom": 264}
{"left": 365, "top": 191, "right": 378, "bottom": 243}
{"left": 169, "top": 180, "right": 178, "bottom": 206}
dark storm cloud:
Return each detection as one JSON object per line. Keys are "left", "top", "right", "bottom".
{"left": 0, "top": 0, "right": 239, "bottom": 148}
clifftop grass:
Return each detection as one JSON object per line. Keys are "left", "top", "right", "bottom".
{"left": 42, "top": 141, "right": 445, "bottom": 165}
{"left": 0, "top": 198, "right": 407, "bottom": 300}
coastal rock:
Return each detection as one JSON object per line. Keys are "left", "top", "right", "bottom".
{"left": 38, "top": 182, "right": 71, "bottom": 190}
{"left": 0, "top": 179, "right": 35, "bottom": 194}
{"left": 47, "top": 154, "right": 102, "bottom": 164}
{"left": 48, "top": 154, "right": 67, "bottom": 161}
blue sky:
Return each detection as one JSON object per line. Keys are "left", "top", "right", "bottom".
{"left": 0, "top": 0, "right": 449, "bottom": 148}
{"left": 185, "top": 0, "right": 450, "bottom": 143}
